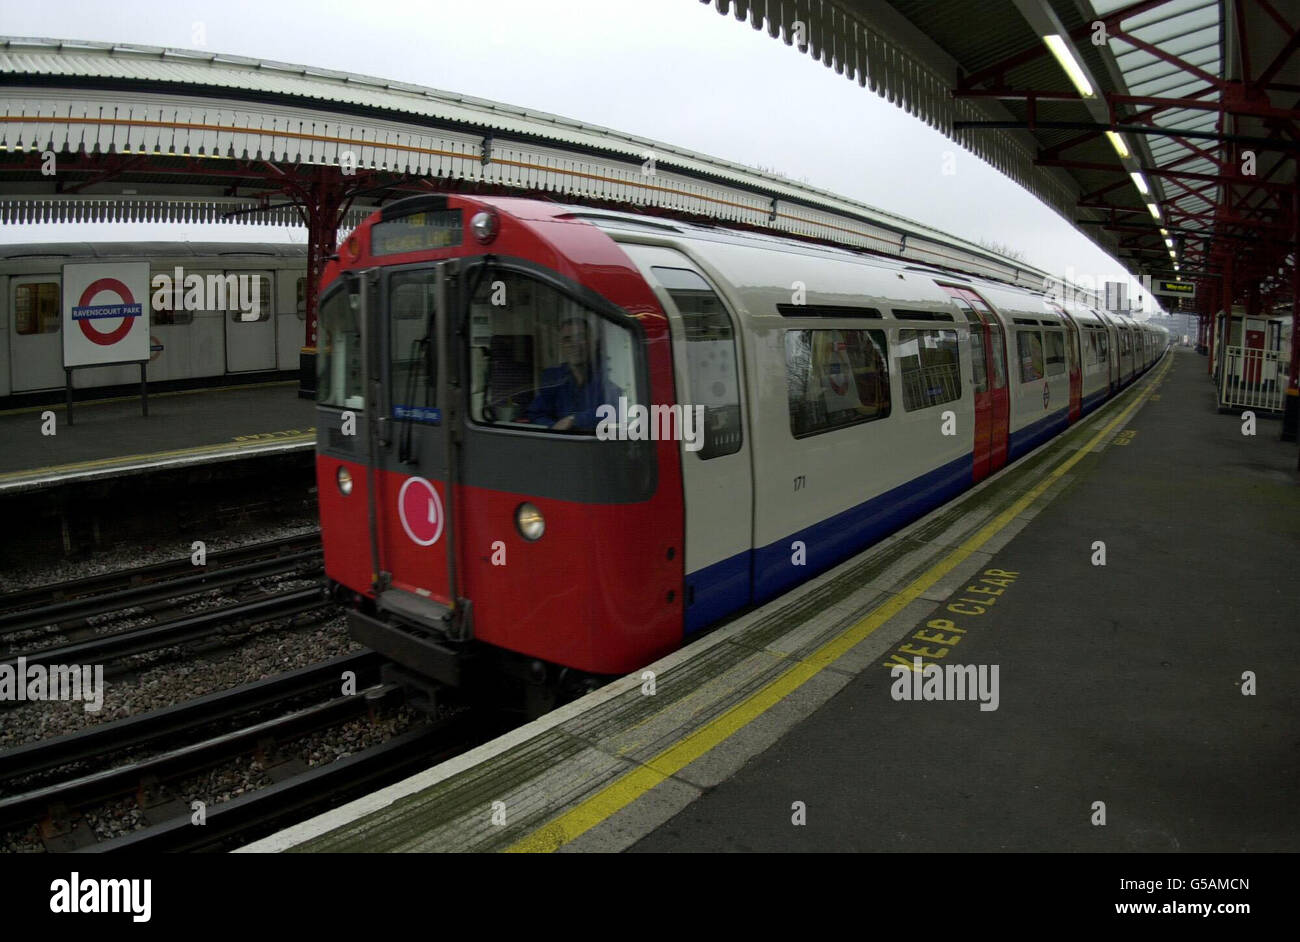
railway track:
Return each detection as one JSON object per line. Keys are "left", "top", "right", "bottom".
{"left": 0, "top": 532, "right": 322, "bottom": 639}
{"left": 1, "top": 585, "right": 330, "bottom": 676}
{"left": 82, "top": 716, "right": 489, "bottom": 852}
{"left": 0, "top": 652, "right": 384, "bottom": 790}
{"left": 0, "top": 649, "right": 497, "bottom": 853}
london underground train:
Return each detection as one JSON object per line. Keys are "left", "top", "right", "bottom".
{"left": 314, "top": 194, "right": 1166, "bottom": 704}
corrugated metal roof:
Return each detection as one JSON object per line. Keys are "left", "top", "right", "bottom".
{"left": 0, "top": 36, "right": 992, "bottom": 246}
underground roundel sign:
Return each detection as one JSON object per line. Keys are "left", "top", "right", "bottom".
{"left": 398, "top": 476, "right": 445, "bottom": 547}
{"left": 61, "top": 262, "right": 150, "bottom": 368}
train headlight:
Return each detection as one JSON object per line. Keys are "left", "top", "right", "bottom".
{"left": 515, "top": 502, "right": 545, "bottom": 541}
{"left": 470, "top": 210, "right": 499, "bottom": 245}
{"left": 337, "top": 466, "right": 353, "bottom": 496}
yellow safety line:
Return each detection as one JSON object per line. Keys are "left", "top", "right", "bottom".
{"left": 507, "top": 353, "right": 1174, "bottom": 852}
{"left": 0, "top": 432, "right": 314, "bottom": 483}
{"left": 0, "top": 380, "right": 298, "bottom": 417}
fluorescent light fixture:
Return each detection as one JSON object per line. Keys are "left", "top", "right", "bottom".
{"left": 1130, "top": 172, "right": 1150, "bottom": 195}
{"left": 1147, "top": 202, "right": 1161, "bottom": 220}
{"left": 1164, "top": 238, "right": 1174, "bottom": 248}
{"left": 1107, "top": 131, "right": 1130, "bottom": 159}
{"left": 1160, "top": 228, "right": 1169, "bottom": 236}
{"left": 1043, "top": 34, "right": 1095, "bottom": 98}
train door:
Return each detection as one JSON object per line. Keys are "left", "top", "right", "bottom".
{"left": 1052, "top": 306, "right": 1083, "bottom": 422}
{"left": 355, "top": 263, "right": 459, "bottom": 626}
{"left": 9, "top": 274, "right": 64, "bottom": 392}
{"left": 224, "top": 269, "right": 276, "bottom": 373}
{"left": 941, "top": 285, "right": 1009, "bottom": 476}
{"left": 625, "top": 245, "right": 754, "bottom": 633}
{"left": 1097, "top": 311, "right": 1119, "bottom": 393}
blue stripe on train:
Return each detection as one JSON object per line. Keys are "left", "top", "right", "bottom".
{"left": 1081, "top": 387, "right": 1108, "bottom": 416}
{"left": 685, "top": 388, "right": 1120, "bottom": 634}
{"left": 1007, "top": 407, "right": 1070, "bottom": 462}
{"left": 684, "top": 453, "right": 972, "bottom": 634}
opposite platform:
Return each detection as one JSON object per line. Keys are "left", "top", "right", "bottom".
{"left": 0, "top": 382, "right": 315, "bottom": 494}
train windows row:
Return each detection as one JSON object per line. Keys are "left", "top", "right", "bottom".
{"left": 14, "top": 276, "right": 303, "bottom": 332}
{"left": 786, "top": 328, "right": 890, "bottom": 438}
{"left": 1016, "top": 327, "right": 1066, "bottom": 383}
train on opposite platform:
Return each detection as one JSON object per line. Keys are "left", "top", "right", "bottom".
{"left": 0, "top": 242, "right": 308, "bottom": 403}
{"left": 314, "top": 194, "right": 1167, "bottom": 709}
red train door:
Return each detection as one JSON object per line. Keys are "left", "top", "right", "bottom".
{"left": 941, "top": 285, "right": 1009, "bottom": 478}
{"left": 1053, "top": 305, "right": 1083, "bottom": 422}
{"left": 361, "top": 262, "right": 462, "bottom": 626}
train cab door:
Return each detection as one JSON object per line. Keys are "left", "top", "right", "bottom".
{"left": 1053, "top": 306, "right": 1083, "bottom": 422}
{"left": 358, "top": 262, "right": 463, "bottom": 634}
{"left": 624, "top": 245, "right": 754, "bottom": 634}
{"left": 941, "top": 285, "right": 1009, "bottom": 477}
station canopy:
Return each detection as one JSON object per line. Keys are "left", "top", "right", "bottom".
{"left": 699, "top": 0, "right": 1298, "bottom": 317}
{"left": 0, "top": 34, "right": 1085, "bottom": 295}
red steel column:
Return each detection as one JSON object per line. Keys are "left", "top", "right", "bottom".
{"left": 299, "top": 166, "right": 344, "bottom": 398}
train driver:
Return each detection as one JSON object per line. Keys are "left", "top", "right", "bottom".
{"left": 522, "top": 316, "right": 622, "bottom": 431}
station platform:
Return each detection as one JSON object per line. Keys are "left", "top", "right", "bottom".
{"left": 241, "top": 348, "right": 1299, "bottom": 854}
{"left": 0, "top": 381, "right": 315, "bottom": 494}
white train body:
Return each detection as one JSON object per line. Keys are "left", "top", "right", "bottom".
{"left": 581, "top": 211, "right": 1166, "bottom": 623}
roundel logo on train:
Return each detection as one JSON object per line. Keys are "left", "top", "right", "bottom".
{"left": 397, "top": 476, "right": 445, "bottom": 547}
{"left": 1042, "top": 381, "right": 1050, "bottom": 410}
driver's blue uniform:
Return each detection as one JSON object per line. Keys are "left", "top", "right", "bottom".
{"left": 523, "top": 364, "right": 621, "bottom": 429}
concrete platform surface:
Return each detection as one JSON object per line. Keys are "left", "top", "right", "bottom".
{"left": 631, "top": 348, "right": 1299, "bottom": 852}
{"left": 0, "top": 381, "right": 315, "bottom": 493}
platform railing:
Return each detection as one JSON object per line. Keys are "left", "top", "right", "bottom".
{"left": 1218, "top": 345, "right": 1286, "bottom": 412}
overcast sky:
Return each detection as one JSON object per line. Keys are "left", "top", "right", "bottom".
{"left": 0, "top": 0, "right": 1164, "bottom": 312}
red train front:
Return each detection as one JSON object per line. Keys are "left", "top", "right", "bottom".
{"left": 314, "top": 195, "right": 684, "bottom": 705}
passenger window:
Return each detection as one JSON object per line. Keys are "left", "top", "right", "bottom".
{"left": 317, "top": 285, "right": 364, "bottom": 410}
{"left": 1045, "top": 331, "right": 1066, "bottom": 376}
{"left": 389, "top": 269, "right": 438, "bottom": 422}
{"left": 652, "top": 266, "right": 743, "bottom": 459}
{"left": 15, "top": 282, "right": 60, "bottom": 335}
{"left": 149, "top": 272, "right": 194, "bottom": 326}
{"left": 785, "top": 329, "right": 890, "bottom": 437}
{"left": 468, "top": 269, "right": 642, "bottom": 436}
{"left": 296, "top": 277, "right": 307, "bottom": 321}
{"left": 1017, "top": 330, "right": 1045, "bottom": 382}
{"left": 228, "top": 274, "right": 272, "bottom": 322}
{"left": 989, "top": 328, "right": 1007, "bottom": 390}
{"left": 896, "top": 329, "right": 961, "bottom": 411}
{"left": 969, "top": 329, "right": 988, "bottom": 394}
